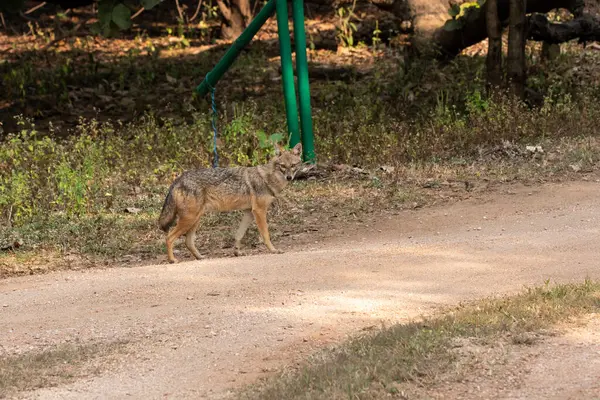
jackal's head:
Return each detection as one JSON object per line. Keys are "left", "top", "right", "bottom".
{"left": 273, "top": 143, "right": 303, "bottom": 181}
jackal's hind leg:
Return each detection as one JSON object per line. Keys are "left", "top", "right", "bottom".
{"left": 185, "top": 211, "right": 205, "bottom": 260}
{"left": 234, "top": 210, "right": 253, "bottom": 256}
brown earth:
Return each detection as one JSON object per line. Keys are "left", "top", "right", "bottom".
{"left": 1, "top": 180, "right": 600, "bottom": 399}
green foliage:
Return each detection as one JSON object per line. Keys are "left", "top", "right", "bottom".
{"left": 4, "top": 40, "right": 600, "bottom": 255}
{"left": 201, "top": 0, "right": 220, "bottom": 21}
{"left": 0, "top": 117, "right": 112, "bottom": 222}
{"left": 465, "top": 89, "right": 489, "bottom": 115}
{"left": 443, "top": 19, "right": 463, "bottom": 32}
{"left": 448, "top": 4, "right": 461, "bottom": 18}
{"left": 371, "top": 20, "right": 382, "bottom": 50}
{"left": 92, "top": 1, "right": 134, "bottom": 36}
{"left": 258, "top": 132, "right": 285, "bottom": 150}
{"left": 141, "top": 0, "right": 162, "bottom": 9}
{"left": 0, "top": 110, "right": 291, "bottom": 225}
{"left": 443, "top": 0, "right": 486, "bottom": 32}
{"left": 336, "top": 0, "right": 359, "bottom": 48}
{"left": 3, "top": 57, "right": 73, "bottom": 104}
{"left": 111, "top": 4, "right": 133, "bottom": 30}
{"left": 217, "top": 108, "right": 288, "bottom": 165}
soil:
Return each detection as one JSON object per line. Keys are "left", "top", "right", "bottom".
{"left": 1, "top": 180, "right": 600, "bottom": 399}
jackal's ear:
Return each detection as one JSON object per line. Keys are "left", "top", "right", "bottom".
{"left": 291, "top": 142, "right": 302, "bottom": 156}
{"left": 274, "top": 143, "right": 283, "bottom": 156}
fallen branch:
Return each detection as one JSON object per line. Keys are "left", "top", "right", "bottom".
{"left": 131, "top": 6, "right": 145, "bottom": 19}
{"left": 24, "top": 1, "right": 47, "bottom": 14}
{"left": 430, "top": 0, "right": 586, "bottom": 59}
{"left": 528, "top": 13, "right": 600, "bottom": 44}
{"left": 19, "top": 11, "right": 36, "bottom": 21}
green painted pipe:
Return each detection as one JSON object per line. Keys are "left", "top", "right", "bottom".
{"left": 275, "top": 0, "right": 300, "bottom": 148}
{"left": 195, "top": 0, "right": 276, "bottom": 97}
{"left": 291, "top": 0, "right": 315, "bottom": 163}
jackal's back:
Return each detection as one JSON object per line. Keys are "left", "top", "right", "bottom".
{"left": 169, "top": 164, "right": 286, "bottom": 212}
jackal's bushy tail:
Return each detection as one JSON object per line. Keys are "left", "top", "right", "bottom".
{"left": 158, "top": 188, "right": 176, "bottom": 232}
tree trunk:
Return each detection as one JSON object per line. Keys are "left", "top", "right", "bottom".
{"left": 507, "top": 0, "right": 526, "bottom": 99}
{"left": 529, "top": 13, "right": 600, "bottom": 44}
{"left": 216, "top": 0, "right": 253, "bottom": 40}
{"left": 486, "top": 0, "right": 503, "bottom": 88}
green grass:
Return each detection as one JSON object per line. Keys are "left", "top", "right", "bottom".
{"left": 239, "top": 280, "right": 600, "bottom": 400}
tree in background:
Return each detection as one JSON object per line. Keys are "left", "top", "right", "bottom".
{"left": 485, "top": 0, "right": 502, "bottom": 88}
{"left": 438, "top": 0, "right": 600, "bottom": 98}
{"left": 507, "top": 0, "right": 526, "bottom": 98}
{"left": 3, "top": 0, "right": 600, "bottom": 98}
{"left": 215, "top": 0, "right": 252, "bottom": 39}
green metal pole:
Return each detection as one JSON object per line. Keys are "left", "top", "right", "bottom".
{"left": 275, "top": 0, "right": 301, "bottom": 148}
{"left": 291, "top": 0, "right": 315, "bottom": 163}
{"left": 195, "top": 0, "right": 276, "bottom": 97}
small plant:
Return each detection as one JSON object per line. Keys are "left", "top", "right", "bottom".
{"left": 371, "top": 20, "right": 382, "bottom": 51}
{"left": 336, "top": 0, "right": 359, "bottom": 48}
{"left": 465, "top": 89, "right": 489, "bottom": 116}
{"left": 257, "top": 131, "right": 286, "bottom": 153}
{"left": 175, "top": 19, "right": 191, "bottom": 48}
{"left": 202, "top": 0, "right": 219, "bottom": 21}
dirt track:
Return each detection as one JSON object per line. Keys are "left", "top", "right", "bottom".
{"left": 2, "top": 180, "right": 600, "bottom": 399}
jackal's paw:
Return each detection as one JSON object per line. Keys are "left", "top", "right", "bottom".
{"left": 270, "top": 248, "right": 284, "bottom": 254}
{"left": 168, "top": 258, "right": 179, "bottom": 264}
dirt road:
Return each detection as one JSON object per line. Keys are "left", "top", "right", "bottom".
{"left": 2, "top": 180, "right": 600, "bottom": 399}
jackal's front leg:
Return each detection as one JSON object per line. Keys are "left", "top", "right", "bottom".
{"left": 252, "top": 206, "right": 283, "bottom": 254}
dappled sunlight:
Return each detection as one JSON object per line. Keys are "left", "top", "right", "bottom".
{"left": 242, "top": 285, "right": 452, "bottom": 325}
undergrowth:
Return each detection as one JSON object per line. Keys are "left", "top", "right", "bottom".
{"left": 1, "top": 85, "right": 599, "bottom": 225}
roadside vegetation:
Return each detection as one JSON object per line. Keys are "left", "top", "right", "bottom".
{"left": 239, "top": 280, "right": 600, "bottom": 399}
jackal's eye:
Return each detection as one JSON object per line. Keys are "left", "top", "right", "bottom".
{"left": 276, "top": 163, "right": 287, "bottom": 173}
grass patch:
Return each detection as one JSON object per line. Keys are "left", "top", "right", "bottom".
{"left": 239, "top": 280, "right": 600, "bottom": 400}
{"left": 0, "top": 341, "right": 128, "bottom": 398}
{"left": 2, "top": 133, "right": 600, "bottom": 278}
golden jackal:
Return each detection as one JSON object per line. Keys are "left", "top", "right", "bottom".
{"left": 158, "top": 143, "right": 303, "bottom": 263}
